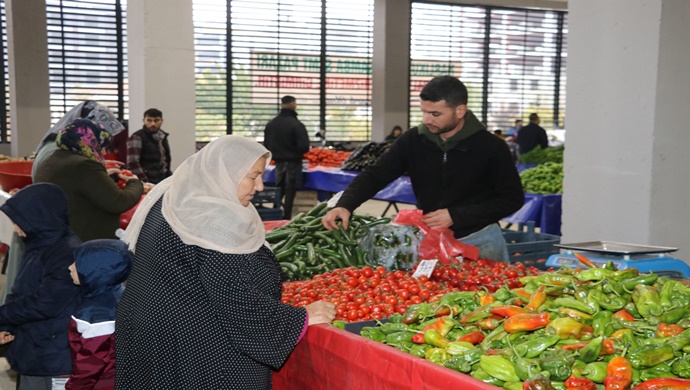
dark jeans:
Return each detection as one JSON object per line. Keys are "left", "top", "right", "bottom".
{"left": 274, "top": 161, "right": 303, "bottom": 219}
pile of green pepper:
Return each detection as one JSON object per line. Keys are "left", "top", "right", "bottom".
{"left": 520, "top": 162, "right": 564, "bottom": 194}
{"left": 266, "top": 202, "right": 391, "bottom": 281}
{"left": 358, "top": 263, "right": 690, "bottom": 389}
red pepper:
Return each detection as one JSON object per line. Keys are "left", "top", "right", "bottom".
{"left": 561, "top": 342, "right": 589, "bottom": 351}
{"left": 513, "top": 288, "right": 533, "bottom": 299}
{"left": 504, "top": 312, "right": 550, "bottom": 333}
{"left": 612, "top": 309, "right": 636, "bottom": 321}
{"left": 603, "top": 356, "right": 632, "bottom": 390}
{"left": 574, "top": 252, "right": 598, "bottom": 268}
{"left": 479, "top": 294, "right": 496, "bottom": 306}
{"left": 490, "top": 305, "right": 530, "bottom": 318}
{"left": 434, "top": 304, "right": 461, "bottom": 318}
{"left": 457, "top": 330, "right": 484, "bottom": 344}
{"left": 657, "top": 323, "right": 684, "bottom": 337}
{"left": 477, "top": 316, "right": 501, "bottom": 330}
{"left": 526, "top": 285, "right": 547, "bottom": 312}
{"left": 565, "top": 376, "right": 596, "bottom": 390}
{"left": 633, "top": 378, "right": 690, "bottom": 390}
{"left": 412, "top": 333, "right": 425, "bottom": 344}
{"left": 561, "top": 338, "right": 616, "bottom": 355}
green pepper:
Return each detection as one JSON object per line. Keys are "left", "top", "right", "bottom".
{"left": 611, "top": 267, "right": 639, "bottom": 281}
{"left": 627, "top": 343, "right": 675, "bottom": 369}
{"left": 515, "top": 357, "right": 542, "bottom": 381}
{"left": 592, "top": 310, "right": 614, "bottom": 337}
{"left": 503, "top": 382, "right": 524, "bottom": 390}
{"left": 672, "top": 356, "right": 690, "bottom": 379}
{"left": 633, "top": 285, "right": 664, "bottom": 319}
{"left": 481, "top": 324, "right": 506, "bottom": 350}
{"left": 622, "top": 273, "right": 659, "bottom": 290}
{"left": 678, "top": 318, "right": 690, "bottom": 329}
{"left": 575, "top": 267, "right": 612, "bottom": 282}
{"left": 578, "top": 336, "right": 603, "bottom": 363}
{"left": 539, "top": 351, "right": 573, "bottom": 381}
{"left": 442, "top": 355, "right": 472, "bottom": 373}
{"left": 602, "top": 279, "right": 625, "bottom": 295}
{"left": 493, "top": 286, "right": 513, "bottom": 302}
{"left": 573, "top": 289, "right": 588, "bottom": 304}
{"left": 360, "top": 327, "right": 386, "bottom": 343}
{"left": 423, "top": 329, "right": 450, "bottom": 348}
{"left": 385, "top": 331, "right": 416, "bottom": 345}
{"left": 585, "top": 290, "right": 601, "bottom": 313}
{"left": 589, "top": 290, "right": 627, "bottom": 311}
{"left": 659, "top": 280, "right": 676, "bottom": 310}
{"left": 640, "top": 364, "right": 678, "bottom": 382}
{"left": 480, "top": 355, "right": 521, "bottom": 382}
{"left": 471, "top": 367, "right": 506, "bottom": 386}
{"left": 425, "top": 347, "right": 450, "bottom": 364}
{"left": 379, "top": 322, "right": 409, "bottom": 335}
{"left": 602, "top": 260, "right": 618, "bottom": 271}
{"left": 624, "top": 302, "right": 641, "bottom": 319}
{"left": 581, "top": 361, "right": 608, "bottom": 383}
{"left": 393, "top": 340, "right": 414, "bottom": 352}
{"left": 570, "top": 360, "right": 587, "bottom": 378}
{"left": 514, "top": 335, "right": 561, "bottom": 358}
{"left": 387, "top": 313, "right": 403, "bottom": 323}
{"left": 667, "top": 328, "right": 690, "bottom": 351}
{"left": 332, "top": 320, "right": 346, "bottom": 329}
{"left": 445, "top": 341, "right": 475, "bottom": 355}
{"left": 530, "top": 273, "right": 574, "bottom": 286}
{"left": 409, "top": 343, "right": 432, "bottom": 358}
{"left": 658, "top": 308, "right": 690, "bottom": 325}
{"left": 551, "top": 297, "right": 596, "bottom": 315}
{"left": 401, "top": 302, "right": 435, "bottom": 324}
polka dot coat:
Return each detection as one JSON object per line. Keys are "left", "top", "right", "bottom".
{"left": 115, "top": 198, "right": 306, "bottom": 389}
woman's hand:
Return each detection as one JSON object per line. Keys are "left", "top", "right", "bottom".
{"left": 305, "top": 301, "right": 336, "bottom": 326}
{"left": 118, "top": 169, "right": 140, "bottom": 182}
{"left": 0, "top": 331, "right": 14, "bottom": 345}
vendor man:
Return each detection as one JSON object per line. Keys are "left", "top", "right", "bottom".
{"left": 321, "top": 76, "right": 524, "bottom": 262}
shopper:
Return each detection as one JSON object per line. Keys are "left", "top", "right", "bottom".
{"left": 263, "top": 95, "right": 310, "bottom": 219}
{"left": 32, "top": 100, "right": 126, "bottom": 179}
{"left": 115, "top": 135, "right": 335, "bottom": 389}
{"left": 517, "top": 113, "right": 549, "bottom": 154}
{"left": 126, "top": 108, "right": 172, "bottom": 184}
{"left": 322, "top": 76, "right": 524, "bottom": 262}
{"left": 0, "top": 183, "right": 82, "bottom": 389}
{"left": 385, "top": 125, "right": 403, "bottom": 142}
{"left": 66, "top": 239, "right": 130, "bottom": 390}
{"left": 33, "top": 118, "right": 144, "bottom": 242}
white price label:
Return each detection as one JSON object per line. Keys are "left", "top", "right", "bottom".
{"left": 412, "top": 259, "right": 438, "bottom": 279}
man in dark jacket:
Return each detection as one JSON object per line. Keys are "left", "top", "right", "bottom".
{"left": 126, "top": 108, "right": 172, "bottom": 184}
{"left": 322, "top": 76, "right": 524, "bottom": 262}
{"left": 263, "top": 96, "right": 310, "bottom": 219}
{"left": 0, "top": 183, "right": 82, "bottom": 388}
{"left": 517, "top": 113, "right": 549, "bottom": 155}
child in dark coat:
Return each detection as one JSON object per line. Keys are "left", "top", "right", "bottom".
{"left": 0, "top": 183, "right": 82, "bottom": 388}
{"left": 66, "top": 239, "right": 131, "bottom": 390}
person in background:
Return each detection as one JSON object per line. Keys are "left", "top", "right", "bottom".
{"left": 126, "top": 108, "right": 172, "bottom": 184}
{"left": 33, "top": 119, "right": 144, "bottom": 242}
{"left": 0, "top": 183, "right": 82, "bottom": 390}
{"left": 115, "top": 135, "right": 334, "bottom": 389}
{"left": 517, "top": 113, "right": 548, "bottom": 155}
{"left": 385, "top": 125, "right": 403, "bottom": 142}
{"left": 32, "top": 100, "right": 126, "bottom": 179}
{"left": 66, "top": 239, "right": 131, "bottom": 390}
{"left": 322, "top": 76, "right": 524, "bottom": 262}
{"left": 505, "top": 119, "right": 523, "bottom": 138}
{"left": 106, "top": 119, "right": 129, "bottom": 164}
{"left": 263, "top": 96, "right": 310, "bottom": 219}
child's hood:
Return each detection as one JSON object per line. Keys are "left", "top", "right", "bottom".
{"left": 0, "top": 183, "right": 70, "bottom": 245}
{"left": 75, "top": 239, "right": 131, "bottom": 297}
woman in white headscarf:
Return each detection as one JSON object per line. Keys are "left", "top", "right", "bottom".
{"left": 115, "top": 135, "right": 335, "bottom": 389}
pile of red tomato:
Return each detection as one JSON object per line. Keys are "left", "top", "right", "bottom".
{"left": 281, "top": 259, "right": 540, "bottom": 322}
{"left": 304, "top": 148, "right": 351, "bottom": 168}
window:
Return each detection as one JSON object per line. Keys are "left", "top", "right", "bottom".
{"left": 409, "top": 2, "right": 568, "bottom": 132}
{"left": 193, "top": 0, "right": 374, "bottom": 142}
{"left": 46, "top": 0, "right": 128, "bottom": 126}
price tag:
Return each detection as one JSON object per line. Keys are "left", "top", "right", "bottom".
{"left": 412, "top": 259, "right": 438, "bottom": 279}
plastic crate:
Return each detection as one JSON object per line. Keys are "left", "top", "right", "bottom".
{"left": 252, "top": 187, "right": 283, "bottom": 221}
{"left": 502, "top": 221, "right": 560, "bottom": 270}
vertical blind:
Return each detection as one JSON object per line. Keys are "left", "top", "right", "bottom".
{"left": 193, "top": 0, "right": 374, "bottom": 142}
{"left": 409, "top": 2, "right": 568, "bottom": 132}
{"left": 0, "top": 0, "right": 8, "bottom": 143}
{"left": 46, "top": 0, "right": 128, "bottom": 127}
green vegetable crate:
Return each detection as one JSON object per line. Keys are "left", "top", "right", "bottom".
{"left": 502, "top": 221, "right": 560, "bottom": 270}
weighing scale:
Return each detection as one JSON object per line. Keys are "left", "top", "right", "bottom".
{"left": 545, "top": 241, "right": 690, "bottom": 278}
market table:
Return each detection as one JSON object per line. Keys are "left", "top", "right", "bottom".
{"left": 273, "top": 323, "right": 497, "bottom": 390}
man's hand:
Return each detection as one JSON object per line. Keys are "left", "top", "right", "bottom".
{"left": 321, "top": 207, "right": 351, "bottom": 230}
{"left": 305, "top": 301, "right": 336, "bottom": 326}
{"left": 421, "top": 209, "right": 453, "bottom": 229}
{"left": 0, "top": 331, "right": 14, "bottom": 345}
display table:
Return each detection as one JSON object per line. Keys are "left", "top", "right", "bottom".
{"left": 273, "top": 324, "right": 497, "bottom": 390}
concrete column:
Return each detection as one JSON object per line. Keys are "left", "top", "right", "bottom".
{"left": 5, "top": 0, "right": 51, "bottom": 158}
{"left": 563, "top": 0, "right": 690, "bottom": 261}
{"left": 127, "top": 0, "right": 196, "bottom": 170}
{"left": 371, "top": 0, "right": 410, "bottom": 141}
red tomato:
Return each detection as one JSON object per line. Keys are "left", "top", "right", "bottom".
{"left": 361, "top": 266, "right": 374, "bottom": 278}
{"left": 346, "top": 310, "right": 359, "bottom": 321}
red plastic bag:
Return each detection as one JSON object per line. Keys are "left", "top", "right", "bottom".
{"left": 394, "top": 209, "right": 479, "bottom": 264}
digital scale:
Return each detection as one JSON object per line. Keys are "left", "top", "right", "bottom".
{"left": 545, "top": 241, "right": 690, "bottom": 278}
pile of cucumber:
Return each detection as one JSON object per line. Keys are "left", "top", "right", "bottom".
{"left": 266, "top": 202, "right": 391, "bottom": 281}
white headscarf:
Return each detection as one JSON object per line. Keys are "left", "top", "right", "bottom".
{"left": 124, "top": 135, "right": 271, "bottom": 254}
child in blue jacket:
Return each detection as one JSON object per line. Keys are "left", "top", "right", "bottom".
{"left": 66, "top": 239, "right": 131, "bottom": 390}
{"left": 0, "top": 183, "right": 82, "bottom": 389}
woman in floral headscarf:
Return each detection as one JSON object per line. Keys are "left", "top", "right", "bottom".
{"left": 33, "top": 118, "right": 144, "bottom": 242}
